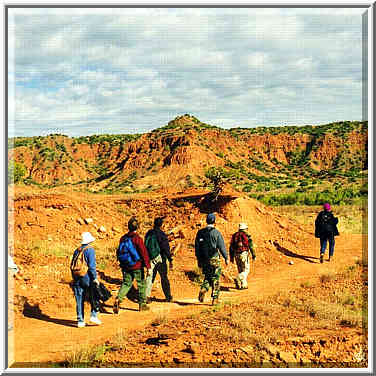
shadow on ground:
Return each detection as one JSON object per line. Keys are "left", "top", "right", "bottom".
{"left": 22, "top": 301, "right": 77, "bottom": 328}
{"left": 273, "top": 241, "right": 319, "bottom": 264}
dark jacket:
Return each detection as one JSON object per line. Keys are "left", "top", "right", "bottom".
{"left": 145, "top": 227, "right": 172, "bottom": 262}
{"left": 195, "top": 225, "right": 228, "bottom": 267}
{"left": 229, "top": 230, "right": 255, "bottom": 263}
{"left": 118, "top": 231, "right": 151, "bottom": 271}
{"left": 315, "top": 210, "right": 339, "bottom": 238}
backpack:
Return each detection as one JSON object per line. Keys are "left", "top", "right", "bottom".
{"left": 145, "top": 230, "right": 161, "bottom": 260}
{"left": 117, "top": 236, "right": 140, "bottom": 267}
{"left": 233, "top": 231, "right": 249, "bottom": 254}
{"left": 198, "top": 227, "right": 217, "bottom": 260}
{"left": 70, "top": 245, "right": 90, "bottom": 278}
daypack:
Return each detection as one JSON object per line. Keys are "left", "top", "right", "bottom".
{"left": 91, "top": 282, "right": 112, "bottom": 302}
{"left": 145, "top": 230, "right": 161, "bottom": 260}
{"left": 198, "top": 227, "right": 217, "bottom": 260}
{"left": 233, "top": 231, "right": 249, "bottom": 254}
{"left": 117, "top": 236, "right": 140, "bottom": 267}
{"left": 70, "top": 245, "right": 90, "bottom": 278}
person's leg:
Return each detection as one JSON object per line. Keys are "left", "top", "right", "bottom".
{"left": 158, "top": 261, "right": 172, "bottom": 301}
{"left": 118, "top": 270, "right": 134, "bottom": 302}
{"left": 73, "top": 283, "right": 85, "bottom": 324}
{"left": 199, "top": 263, "right": 210, "bottom": 302}
{"left": 114, "top": 270, "right": 134, "bottom": 313}
{"left": 320, "top": 236, "right": 328, "bottom": 263}
{"left": 210, "top": 258, "right": 222, "bottom": 303}
{"left": 234, "top": 255, "right": 242, "bottom": 289}
{"left": 238, "top": 252, "right": 250, "bottom": 288}
{"left": 328, "top": 235, "right": 335, "bottom": 259}
{"left": 134, "top": 269, "right": 148, "bottom": 310}
{"left": 145, "top": 258, "right": 158, "bottom": 299}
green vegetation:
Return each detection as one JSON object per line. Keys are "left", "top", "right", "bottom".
{"left": 251, "top": 185, "right": 368, "bottom": 206}
{"left": 8, "top": 161, "right": 26, "bottom": 184}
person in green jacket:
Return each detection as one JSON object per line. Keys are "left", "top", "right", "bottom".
{"left": 195, "top": 213, "right": 229, "bottom": 305}
{"left": 230, "top": 223, "right": 256, "bottom": 290}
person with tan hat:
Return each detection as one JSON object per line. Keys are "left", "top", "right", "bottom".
{"left": 70, "top": 232, "right": 101, "bottom": 327}
{"left": 229, "top": 223, "right": 256, "bottom": 290}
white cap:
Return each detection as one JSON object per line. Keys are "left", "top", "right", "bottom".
{"left": 239, "top": 223, "right": 248, "bottom": 230}
{"left": 81, "top": 232, "right": 95, "bottom": 245}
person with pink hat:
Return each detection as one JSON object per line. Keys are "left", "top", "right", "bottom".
{"left": 314, "top": 203, "right": 339, "bottom": 263}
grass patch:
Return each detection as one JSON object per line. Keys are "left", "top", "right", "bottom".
{"left": 320, "top": 273, "right": 336, "bottom": 284}
{"left": 151, "top": 314, "right": 168, "bottom": 327}
{"left": 29, "top": 240, "right": 72, "bottom": 258}
{"left": 63, "top": 344, "right": 110, "bottom": 367}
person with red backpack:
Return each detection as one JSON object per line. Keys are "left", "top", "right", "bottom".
{"left": 113, "top": 217, "right": 151, "bottom": 313}
{"left": 315, "top": 203, "right": 339, "bottom": 263}
{"left": 230, "top": 223, "right": 256, "bottom": 290}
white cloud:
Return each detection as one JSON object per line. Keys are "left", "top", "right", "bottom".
{"left": 8, "top": 7, "right": 365, "bottom": 137}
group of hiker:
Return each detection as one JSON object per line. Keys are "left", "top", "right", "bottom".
{"left": 70, "top": 202, "right": 339, "bottom": 328}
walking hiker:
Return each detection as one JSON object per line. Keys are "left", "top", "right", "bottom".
{"left": 315, "top": 203, "right": 339, "bottom": 263}
{"left": 144, "top": 217, "right": 173, "bottom": 303}
{"left": 70, "top": 232, "right": 101, "bottom": 327}
{"left": 230, "top": 223, "right": 256, "bottom": 290}
{"left": 113, "top": 217, "right": 151, "bottom": 313}
{"left": 195, "top": 213, "right": 229, "bottom": 305}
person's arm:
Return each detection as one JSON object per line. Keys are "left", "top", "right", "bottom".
{"left": 216, "top": 231, "right": 229, "bottom": 264}
{"left": 195, "top": 231, "right": 202, "bottom": 267}
{"left": 85, "top": 247, "right": 97, "bottom": 281}
{"left": 157, "top": 230, "right": 172, "bottom": 262}
{"left": 229, "top": 234, "right": 235, "bottom": 263}
{"left": 248, "top": 234, "right": 256, "bottom": 259}
{"left": 134, "top": 235, "right": 151, "bottom": 270}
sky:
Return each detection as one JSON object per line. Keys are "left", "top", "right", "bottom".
{"left": 8, "top": 7, "right": 367, "bottom": 138}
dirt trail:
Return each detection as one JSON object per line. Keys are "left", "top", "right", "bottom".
{"left": 12, "top": 233, "right": 366, "bottom": 366}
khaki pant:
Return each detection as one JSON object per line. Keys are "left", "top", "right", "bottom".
{"left": 235, "top": 251, "right": 250, "bottom": 288}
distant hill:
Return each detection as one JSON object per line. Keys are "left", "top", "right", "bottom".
{"left": 8, "top": 115, "right": 367, "bottom": 203}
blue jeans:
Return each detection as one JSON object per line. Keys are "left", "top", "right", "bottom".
{"left": 320, "top": 235, "right": 335, "bottom": 257}
{"left": 72, "top": 275, "right": 98, "bottom": 323}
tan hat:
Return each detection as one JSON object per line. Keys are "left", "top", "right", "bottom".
{"left": 239, "top": 223, "right": 248, "bottom": 230}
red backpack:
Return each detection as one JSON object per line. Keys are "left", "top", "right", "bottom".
{"left": 233, "top": 231, "right": 249, "bottom": 254}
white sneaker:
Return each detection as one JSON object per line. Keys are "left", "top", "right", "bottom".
{"left": 89, "top": 317, "right": 102, "bottom": 325}
{"left": 77, "top": 322, "right": 86, "bottom": 328}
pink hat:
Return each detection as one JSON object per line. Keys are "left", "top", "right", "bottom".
{"left": 323, "top": 203, "right": 331, "bottom": 211}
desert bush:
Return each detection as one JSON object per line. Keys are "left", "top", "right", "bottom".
{"left": 320, "top": 273, "right": 336, "bottom": 284}
{"left": 64, "top": 344, "right": 110, "bottom": 367}
{"left": 8, "top": 161, "right": 26, "bottom": 184}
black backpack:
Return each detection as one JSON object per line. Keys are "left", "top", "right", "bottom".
{"left": 198, "top": 227, "right": 217, "bottom": 260}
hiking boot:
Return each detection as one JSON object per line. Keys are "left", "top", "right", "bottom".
{"left": 89, "top": 317, "right": 102, "bottom": 325}
{"left": 77, "top": 321, "right": 86, "bottom": 328}
{"left": 198, "top": 289, "right": 206, "bottom": 303}
{"left": 234, "top": 278, "right": 240, "bottom": 290}
{"left": 139, "top": 304, "right": 150, "bottom": 312}
{"left": 212, "top": 298, "right": 219, "bottom": 306}
{"left": 320, "top": 254, "right": 324, "bottom": 264}
{"left": 113, "top": 298, "right": 120, "bottom": 314}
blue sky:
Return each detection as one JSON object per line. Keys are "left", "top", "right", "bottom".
{"left": 8, "top": 7, "right": 366, "bottom": 137}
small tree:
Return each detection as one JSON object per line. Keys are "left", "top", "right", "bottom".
{"left": 8, "top": 161, "right": 26, "bottom": 184}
